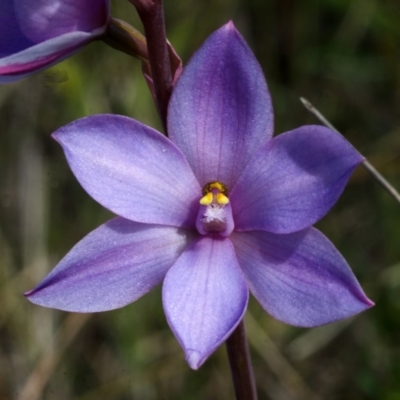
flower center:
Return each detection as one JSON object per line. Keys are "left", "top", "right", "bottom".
{"left": 196, "top": 181, "right": 234, "bottom": 237}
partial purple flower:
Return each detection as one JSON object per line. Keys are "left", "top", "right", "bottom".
{"left": 0, "top": 0, "right": 110, "bottom": 83}
{"left": 25, "top": 22, "right": 373, "bottom": 369}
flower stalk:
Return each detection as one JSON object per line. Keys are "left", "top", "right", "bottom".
{"left": 130, "top": 0, "right": 173, "bottom": 132}
{"left": 226, "top": 320, "right": 258, "bottom": 400}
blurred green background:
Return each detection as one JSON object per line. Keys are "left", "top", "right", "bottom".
{"left": 1, "top": 0, "right": 400, "bottom": 399}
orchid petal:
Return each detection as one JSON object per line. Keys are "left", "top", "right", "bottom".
{"left": 0, "top": 0, "right": 109, "bottom": 82}
{"left": 163, "top": 235, "right": 248, "bottom": 369}
{"left": 168, "top": 22, "right": 273, "bottom": 188}
{"left": 14, "top": 0, "right": 109, "bottom": 43}
{"left": 26, "top": 218, "right": 194, "bottom": 312}
{"left": 0, "top": 1, "right": 33, "bottom": 57}
{"left": 53, "top": 114, "right": 202, "bottom": 228}
{"left": 231, "top": 126, "right": 364, "bottom": 233}
{"left": 231, "top": 228, "right": 373, "bottom": 327}
{"left": 0, "top": 31, "right": 101, "bottom": 82}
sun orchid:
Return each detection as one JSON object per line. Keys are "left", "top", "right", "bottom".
{"left": 25, "top": 22, "right": 373, "bottom": 369}
{"left": 0, "top": 0, "right": 110, "bottom": 83}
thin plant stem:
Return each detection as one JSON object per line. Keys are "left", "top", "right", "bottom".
{"left": 132, "top": 0, "right": 173, "bottom": 132}
{"left": 226, "top": 320, "right": 258, "bottom": 400}
{"left": 300, "top": 97, "right": 400, "bottom": 204}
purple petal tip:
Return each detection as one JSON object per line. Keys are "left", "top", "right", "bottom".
{"left": 225, "top": 20, "right": 235, "bottom": 30}
{"left": 366, "top": 298, "right": 375, "bottom": 307}
{"left": 186, "top": 350, "right": 203, "bottom": 370}
{"left": 222, "top": 21, "right": 240, "bottom": 37}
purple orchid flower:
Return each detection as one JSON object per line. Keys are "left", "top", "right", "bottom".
{"left": 26, "top": 22, "right": 373, "bottom": 369}
{"left": 0, "top": 0, "right": 110, "bottom": 83}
